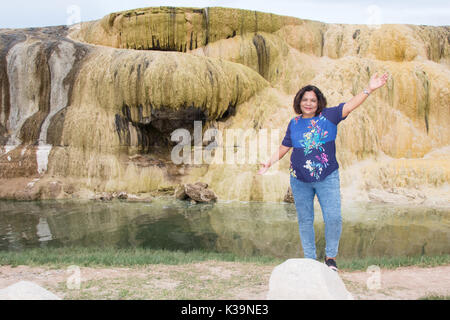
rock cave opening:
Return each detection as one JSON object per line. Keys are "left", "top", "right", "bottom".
{"left": 115, "top": 104, "right": 213, "bottom": 155}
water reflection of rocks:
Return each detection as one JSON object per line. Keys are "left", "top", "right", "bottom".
{"left": 0, "top": 200, "right": 448, "bottom": 260}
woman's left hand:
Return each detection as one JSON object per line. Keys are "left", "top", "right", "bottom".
{"left": 368, "top": 72, "right": 389, "bottom": 92}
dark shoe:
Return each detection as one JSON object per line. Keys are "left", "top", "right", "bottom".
{"left": 325, "top": 258, "right": 338, "bottom": 272}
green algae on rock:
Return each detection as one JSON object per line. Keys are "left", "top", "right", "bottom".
{"left": 0, "top": 7, "right": 449, "bottom": 204}
{"left": 71, "top": 7, "right": 299, "bottom": 52}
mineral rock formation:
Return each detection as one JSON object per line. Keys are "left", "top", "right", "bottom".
{"left": 0, "top": 7, "right": 448, "bottom": 205}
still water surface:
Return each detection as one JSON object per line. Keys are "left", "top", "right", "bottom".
{"left": 0, "top": 199, "right": 448, "bottom": 259}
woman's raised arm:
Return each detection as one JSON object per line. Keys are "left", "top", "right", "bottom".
{"left": 342, "top": 72, "right": 389, "bottom": 118}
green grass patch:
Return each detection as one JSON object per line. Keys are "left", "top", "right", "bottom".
{"left": 0, "top": 246, "right": 283, "bottom": 268}
{"left": 338, "top": 254, "right": 450, "bottom": 271}
{"left": 0, "top": 247, "right": 448, "bottom": 271}
{"left": 418, "top": 295, "right": 450, "bottom": 300}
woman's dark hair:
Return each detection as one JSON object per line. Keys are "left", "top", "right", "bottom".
{"left": 293, "top": 85, "right": 327, "bottom": 116}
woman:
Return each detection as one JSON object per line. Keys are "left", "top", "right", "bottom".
{"left": 258, "top": 72, "right": 389, "bottom": 271}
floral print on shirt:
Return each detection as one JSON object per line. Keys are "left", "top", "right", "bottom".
{"left": 299, "top": 116, "right": 329, "bottom": 156}
{"left": 285, "top": 104, "right": 347, "bottom": 183}
{"left": 303, "top": 153, "right": 329, "bottom": 180}
{"left": 315, "top": 153, "right": 329, "bottom": 167}
{"left": 289, "top": 163, "right": 297, "bottom": 178}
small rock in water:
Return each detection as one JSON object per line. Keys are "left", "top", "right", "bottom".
{"left": 94, "top": 191, "right": 128, "bottom": 201}
{"left": 97, "top": 192, "right": 113, "bottom": 201}
{"left": 284, "top": 187, "right": 294, "bottom": 203}
{"left": 116, "top": 191, "right": 128, "bottom": 200}
{"left": 184, "top": 182, "right": 217, "bottom": 203}
{"left": 175, "top": 182, "right": 217, "bottom": 203}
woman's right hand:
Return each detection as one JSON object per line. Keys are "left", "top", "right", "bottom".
{"left": 257, "top": 162, "right": 271, "bottom": 175}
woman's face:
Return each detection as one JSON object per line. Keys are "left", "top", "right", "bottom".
{"left": 300, "top": 91, "right": 318, "bottom": 118}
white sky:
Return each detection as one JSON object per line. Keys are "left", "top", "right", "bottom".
{"left": 0, "top": 0, "right": 449, "bottom": 29}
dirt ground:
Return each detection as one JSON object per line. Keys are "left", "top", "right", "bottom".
{"left": 0, "top": 263, "right": 449, "bottom": 300}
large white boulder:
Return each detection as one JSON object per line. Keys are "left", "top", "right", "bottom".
{"left": 267, "top": 259, "right": 354, "bottom": 300}
{"left": 0, "top": 281, "right": 61, "bottom": 300}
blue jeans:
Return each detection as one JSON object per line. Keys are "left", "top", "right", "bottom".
{"left": 290, "top": 169, "right": 342, "bottom": 260}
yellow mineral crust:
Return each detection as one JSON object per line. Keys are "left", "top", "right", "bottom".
{"left": 0, "top": 7, "right": 448, "bottom": 204}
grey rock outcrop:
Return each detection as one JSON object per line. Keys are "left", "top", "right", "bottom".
{"left": 267, "top": 259, "right": 353, "bottom": 300}
{"left": 0, "top": 281, "right": 61, "bottom": 300}
{"left": 175, "top": 182, "right": 217, "bottom": 203}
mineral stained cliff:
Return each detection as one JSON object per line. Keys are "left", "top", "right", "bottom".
{"left": 0, "top": 7, "right": 449, "bottom": 205}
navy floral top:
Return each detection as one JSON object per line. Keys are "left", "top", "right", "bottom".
{"left": 282, "top": 103, "right": 347, "bottom": 182}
